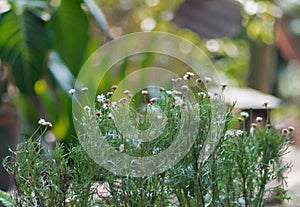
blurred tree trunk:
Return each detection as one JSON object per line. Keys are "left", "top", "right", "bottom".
{"left": 247, "top": 40, "right": 277, "bottom": 94}
{"left": 0, "top": 64, "right": 19, "bottom": 191}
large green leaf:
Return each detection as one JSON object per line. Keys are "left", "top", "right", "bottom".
{"left": 50, "top": 0, "right": 89, "bottom": 75}
{"left": 0, "top": 10, "right": 51, "bottom": 94}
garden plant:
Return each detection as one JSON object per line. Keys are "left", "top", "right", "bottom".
{"left": 0, "top": 73, "right": 293, "bottom": 207}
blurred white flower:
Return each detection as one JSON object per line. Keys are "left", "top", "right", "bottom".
{"left": 97, "top": 94, "right": 106, "bottom": 103}
{"left": 68, "top": 89, "right": 76, "bottom": 95}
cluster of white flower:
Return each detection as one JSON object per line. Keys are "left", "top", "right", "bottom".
{"left": 97, "top": 94, "right": 106, "bottom": 103}
{"left": 38, "top": 118, "right": 52, "bottom": 127}
{"left": 183, "top": 72, "right": 195, "bottom": 80}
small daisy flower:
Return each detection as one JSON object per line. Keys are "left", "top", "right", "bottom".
{"left": 84, "top": 106, "right": 91, "bottom": 113}
{"left": 240, "top": 112, "right": 249, "bottom": 119}
{"left": 158, "top": 87, "right": 164, "bottom": 92}
{"left": 111, "top": 85, "right": 118, "bottom": 90}
{"left": 103, "top": 103, "right": 109, "bottom": 110}
{"left": 173, "top": 90, "right": 182, "bottom": 95}
{"left": 166, "top": 90, "right": 173, "bottom": 95}
{"left": 281, "top": 128, "right": 289, "bottom": 136}
{"left": 127, "top": 93, "right": 133, "bottom": 98}
{"left": 288, "top": 126, "right": 295, "bottom": 132}
{"left": 108, "top": 113, "right": 113, "bottom": 119}
{"left": 142, "top": 90, "right": 148, "bottom": 95}
{"left": 149, "top": 97, "right": 158, "bottom": 104}
{"left": 119, "top": 144, "right": 124, "bottom": 152}
{"left": 111, "top": 102, "right": 117, "bottom": 108}
{"left": 38, "top": 118, "right": 53, "bottom": 127}
{"left": 196, "top": 78, "right": 202, "bottom": 83}
{"left": 181, "top": 85, "right": 189, "bottom": 91}
{"left": 119, "top": 98, "right": 127, "bottom": 103}
{"left": 186, "top": 72, "right": 195, "bottom": 76}
{"left": 81, "top": 87, "right": 88, "bottom": 92}
{"left": 236, "top": 130, "right": 243, "bottom": 136}
{"left": 68, "top": 89, "right": 76, "bottom": 95}
{"left": 204, "top": 77, "right": 212, "bottom": 83}
{"left": 256, "top": 117, "right": 263, "bottom": 122}
{"left": 38, "top": 118, "right": 46, "bottom": 125}
{"left": 45, "top": 122, "right": 53, "bottom": 127}
{"left": 183, "top": 74, "right": 189, "bottom": 80}
{"left": 95, "top": 111, "right": 102, "bottom": 116}
{"left": 123, "top": 90, "right": 130, "bottom": 95}
{"left": 97, "top": 94, "right": 106, "bottom": 103}
{"left": 107, "top": 92, "right": 113, "bottom": 97}
{"left": 174, "top": 96, "right": 184, "bottom": 106}
{"left": 221, "top": 85, "right": 227, "bottom": 90}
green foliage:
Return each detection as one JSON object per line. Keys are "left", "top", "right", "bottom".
{"left": 3, "top": 134, "right": 102, "bottom": 206}
{"left": 0, "top": 10, "right": 51, "bottom": 94}
{"left": 0, "top": 189, "right": 15, "bottom": 207}
{"left": 50, "top": 0, "right": 89, "bottom": 74}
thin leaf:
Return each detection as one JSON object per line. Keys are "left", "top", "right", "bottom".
{"left": 0, "top": 190, "right": 15, "bottom": 207}
{"left": 83, "top": 0, "right": 112, "bottom": 39}
{"left": 48, "top": 51, "right": 75, "bottom": 96}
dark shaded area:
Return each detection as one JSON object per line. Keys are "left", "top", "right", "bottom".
{"left": 173, "top": 0, "right": 242, "bottom": 38}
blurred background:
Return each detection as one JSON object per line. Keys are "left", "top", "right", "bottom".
{"left": 0, "top": 0, "right": 300, "bottom": 204}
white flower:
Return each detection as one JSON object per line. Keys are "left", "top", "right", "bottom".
{"left": 256, "top": 116, "right": 263, "bottom": 122}
{"left": 123, "top": 90, "right": 130, "bottom": 95}
{"left": 81, "top": 87, "right": 88, "bottom": 92}
{"left": 173, "top": 90, "right": 182, "bottom": 95}
{"left": 288, "top": 126, "right": 295, "bottom": 132}
{"left": 119, "top": 144, "right": 124, "bottom": 152}
{"left": 107, "top": 92, "right": 113, "bottom": 97}
{"left": 103, "top": 103, "right": 109, "bottom": 110}
{"left": 181, "top": 85, "right": 189, "bottom": 91}
{"left": 204, "top": 77, "right": 212, "bottom": 82}
{"left": 236, "top": 130, "right": 244, "bottom": 136}
{"left": 68, "top": 89, "right": 76, "bottom": 95}
{"left": 111, "top": 102, "right": 117, "bottom": 108}
{"left": 183, "top": 72, "right": 195, "bottom": 80}
{"left": 240, "top": 112, "right": 249, "bottom": 118}
{"left": 97, "top": 94, "right": 106, "bottom": 103}
{"left": 38, "top": 118, "right": 52, "bottom": 127}
{"left": 183, "top": 74, "right": 189, "bottom": 80}
{"left": 197, "top": 92, "right": 206, "bottom": 98}
{"left": 149, "top": 97, "right": 158, "bottom": 103}
{"left": 38, "top": 118, "right": 46, "bottom": 125}
{"left": 45, "top": 122, "right": 53, "bottom": 127}
{"left": 108, "top": 113, "right": 113, "bottom": 119}
{"left": 84, "top": 106, "right": 91, "bottom": 112}
{"left": 111, "top": 85, "right": 118, "bottom": 90}
{"left": 281, "top": 128, "right": 289, "bottom": 136}
{"left": 174, "top": 96, "right": 184, "bottom": 106}
{"left": 166, "top": 90, "right": 173, "bottom": 95}
{"left": 142, "top": 90, "right": 148, "bottom": 95}
{"left": 186, "top": 72, "right": 195, "bottom": 76}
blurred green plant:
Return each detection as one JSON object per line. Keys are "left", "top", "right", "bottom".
{"left": 0, "top": 73, "right": 293, "bottom": 206}
{"left": 0, "top": 0, "right": 110, "bottom": 140}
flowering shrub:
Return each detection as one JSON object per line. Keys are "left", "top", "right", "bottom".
{"left": 0, "top": 74, "right": 293, "bottom": 206}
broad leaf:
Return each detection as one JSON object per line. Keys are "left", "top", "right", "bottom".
{"left": 48, "top": 51, "right": 75, "bottom": 95}
{"left": 0, "top": 10, "right": 51, "bottom": 94}
{"left": 50, "top": 0, "right": 89, "bottom": 75}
